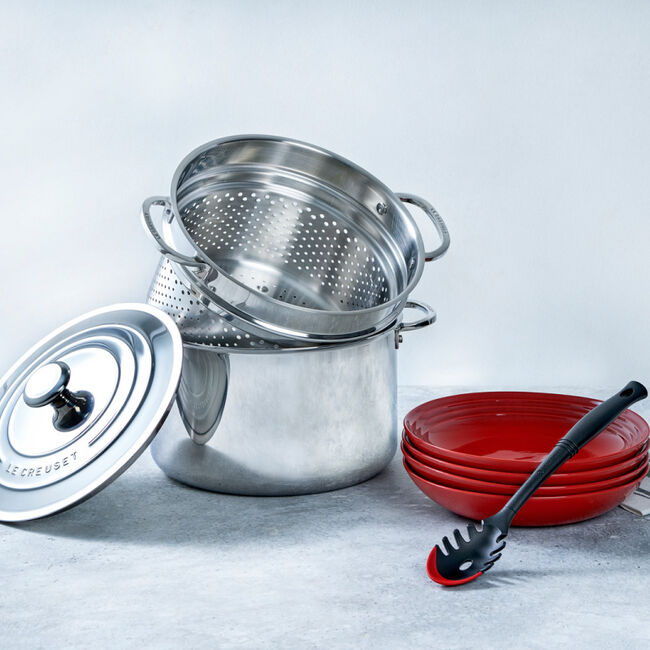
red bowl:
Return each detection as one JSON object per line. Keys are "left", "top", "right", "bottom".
{"left": 404, "top": 391, "right": 649, "bottom": 472}
{"left": 402, "top": 431, "right": 649, "bottom": 486}
{"left": 403, "top": 458, "right": 648, "bottom": 526}
{"left": 402, "top": 441, "right": 648, "bottom": 496}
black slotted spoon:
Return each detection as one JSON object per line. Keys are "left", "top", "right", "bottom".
{"left": 427, "top": 381, "right": 648, "bottom": 586}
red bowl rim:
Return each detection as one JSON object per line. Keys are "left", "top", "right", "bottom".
{"left": 402, "top": 430, "right": 649, "bottom": 483}
{"left": 403, "top": 456, "right": 649, "bottom": 501}
{"left": 402, "top": 441, "right": 649, "bottom": 496}
{"left": 404, "top": 391, "right": 649, "bottom": 472}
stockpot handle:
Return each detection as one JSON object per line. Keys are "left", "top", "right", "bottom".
{"left": 398, "top": 300, "right": 437, "bottom": 334}
{"left": 397, "top": 193, "right": 450, "bottom": 262}
{"left": 141, "top": 196, "right": 207, "bottom": 268}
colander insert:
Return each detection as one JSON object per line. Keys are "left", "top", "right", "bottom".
{"left": 143, "top": 135, "right": 449, "bottom": 342}
{"left": 181, "top": 187, "right": 396, "bottom": 312}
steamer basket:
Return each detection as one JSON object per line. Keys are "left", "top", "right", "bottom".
{"left": 142, "top": 135, "right": 449, "bottom": 344}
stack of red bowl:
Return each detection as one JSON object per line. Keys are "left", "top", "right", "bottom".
{"left": 402, "top": 392, "right": 649, "bottom": 525}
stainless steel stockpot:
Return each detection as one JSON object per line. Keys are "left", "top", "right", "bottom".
{"left": 150, "top": 301, "right": 435, "bottom": 496}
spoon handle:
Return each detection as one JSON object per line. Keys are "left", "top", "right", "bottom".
{"left": 500, "top": 381, "right": 647, "bottom": 523}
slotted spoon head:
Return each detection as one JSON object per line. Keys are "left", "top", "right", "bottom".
{"left": 426, "top": 516, "right": 509, "bottom": 586}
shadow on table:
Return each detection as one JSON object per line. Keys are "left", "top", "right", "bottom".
{"left": 3, "top": 458, "right": 410, "bottom": 547}
{"left": 450, "top": 566, "right": 606, "bottom": 590}
{"left": 6, "top": 453, "right": 645, "bottom": 561}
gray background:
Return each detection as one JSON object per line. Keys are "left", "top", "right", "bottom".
{"left": 0, "top": 0, "right": 648, "bottom": 387}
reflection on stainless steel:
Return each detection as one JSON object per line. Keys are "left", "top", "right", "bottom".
{"left": 151, "top": 302, "right": 435, "bottom": 496}
{"left": 23, "top": 361, "right": 95, "bottom": 432}
{"left": 147, "top": 257, "right": 401, "bottom": 350}
{"left": 0, "top": 304, "right": 182, "bottom": 522}
{"left": 176, "top": 346, "right": 229, "bottom": 445}
{"left": 12, "top": 346, "right": 121, "bottom": 455}
{"left": 1, "top": 330, "right": 147, "bottom": 489}
{"left": 142, "top": 134, "right": 450, "bottom": 344}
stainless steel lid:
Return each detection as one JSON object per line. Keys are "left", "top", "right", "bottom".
{"left": 0, "top": 304, "right": 183, "bottom": 522}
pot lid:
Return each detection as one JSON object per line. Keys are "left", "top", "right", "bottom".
{"left": 0, "top": 303, "right": 183, "bottom": 522}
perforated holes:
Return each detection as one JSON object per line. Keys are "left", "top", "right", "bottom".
{"left": 146, "top": 260, "right": 273, "bottom": 348}
{"left": 179, "top": 188, "right": 391, "bottom": 311}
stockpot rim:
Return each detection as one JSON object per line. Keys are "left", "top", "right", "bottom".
{"left": 178, "top": 299, "right": 436, "bottom": 355}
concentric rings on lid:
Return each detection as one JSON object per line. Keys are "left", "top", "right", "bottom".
{"left": 0, "top": 304, "right": 183, "bottom": 522}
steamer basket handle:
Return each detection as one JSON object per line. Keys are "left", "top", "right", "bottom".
{"left": 397, "top": 193, "right": 450, "bottom": 262}
{"left": 399, "top": 300, "right": 437, "bottom": 334}
{"left": 141, "top": 196, "right": 207, "bottom": 268}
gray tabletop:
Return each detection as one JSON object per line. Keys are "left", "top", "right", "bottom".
{"left": 2, "top": 387, "right": 648, "bottom": 649}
